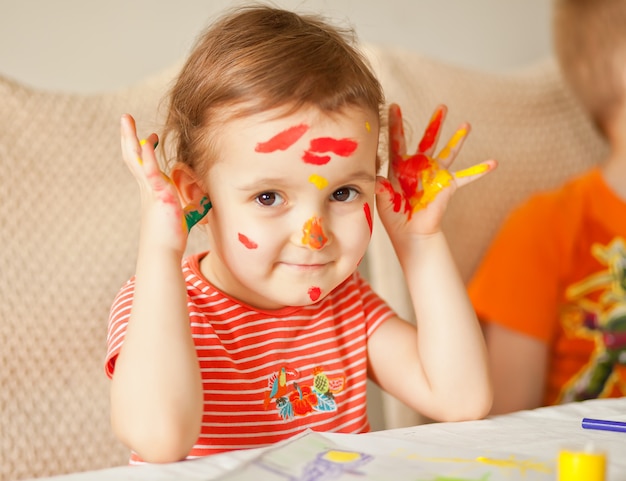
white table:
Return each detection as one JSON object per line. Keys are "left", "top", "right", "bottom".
{"left": 35, "top": 398, "right": 626, "bottom": 481}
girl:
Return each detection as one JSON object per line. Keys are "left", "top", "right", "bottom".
{"left": 106, "top": 5, "right": 495, "bottom": 464}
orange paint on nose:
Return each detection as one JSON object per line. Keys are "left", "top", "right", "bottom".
{"left": 302, "top": 216, "right": 328, "bottom": 250}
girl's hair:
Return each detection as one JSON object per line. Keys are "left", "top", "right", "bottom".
{"left": 553, "top": 0, "right": 626, "bottom": 138}
{"left": 161, "top": 5, "right": 384, "bottom": 175}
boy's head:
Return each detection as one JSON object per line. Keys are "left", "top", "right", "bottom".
{"left": 553, "top": 0, "right": 626, "bottom": 138}
{"left": 162, "top": 5, "right": 384, "bottom": 177}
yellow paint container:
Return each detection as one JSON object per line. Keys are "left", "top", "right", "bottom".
{"left": 558, "top": 448, "right": 606, "bottom": 481}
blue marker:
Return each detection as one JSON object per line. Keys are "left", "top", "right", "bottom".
{"left": 582, "top": 417, "right": 626, "bottom": 433}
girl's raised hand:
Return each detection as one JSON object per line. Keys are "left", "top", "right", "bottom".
{"left": 120, "top": 114, "right": 195, "bottom": 255}
{"left": 376, "top": 103, "right": 497, "bottom": 237}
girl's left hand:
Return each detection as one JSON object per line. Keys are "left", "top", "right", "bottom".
{"left": 376, "top": 103, "right": 497, "bottom": 237}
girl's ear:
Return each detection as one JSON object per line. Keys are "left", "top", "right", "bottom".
{"left": 170, "top": 162, "right": 211, "bottom": 225}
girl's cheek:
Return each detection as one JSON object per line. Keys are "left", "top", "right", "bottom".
{"left": 238, "top": 232, "right": 258, "bottom": 249}
{"left": 363, "top": 202, "right": 373, "bottom": 236}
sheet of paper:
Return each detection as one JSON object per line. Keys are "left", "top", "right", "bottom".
{"left": 214, "top": 429, "right": 554, "bottom": 480}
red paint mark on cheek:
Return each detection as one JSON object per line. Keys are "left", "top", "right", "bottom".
{"left": 238, "top": 233, "right": 258, "bottom": 249}
{"left": 308, "top": 286, "right": 321, "bottom": 301}
{"left": 364, "top": 202, "right": 373, "bottom": 235}
{"left": 418, "top": 108, "right": 443, "bottom": 152}
{"left": 255, "top": 124, "right": 309, "bottom": 153}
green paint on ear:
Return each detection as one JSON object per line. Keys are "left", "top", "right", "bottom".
{"left": 184, "top": 195, "right": 212, "bottom": 232}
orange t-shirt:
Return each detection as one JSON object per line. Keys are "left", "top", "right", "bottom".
{"left": 469, "top": 168, "right": 626, "bottom": 405}
{"left": 106, "top": 252, "right": 394, "bottom": 463}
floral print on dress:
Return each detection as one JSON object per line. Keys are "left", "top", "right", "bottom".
{"left": 264, "top": 366, "right": 346, "bottom": 420}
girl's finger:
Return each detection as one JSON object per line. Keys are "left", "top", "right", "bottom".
{"left": 120, "top": 114, "right": 145, "bottom": 173}
{"left": 453, "top": 159, "right": 498, "bottom": 188}
{"left": 417, "top": 104, "right": 446, "bottom": 156}
{"left": 436, "top": 122, "right": 471, "bottom": 169}
{"left": 388, "top": 103, "right": 406, "bottom": 159}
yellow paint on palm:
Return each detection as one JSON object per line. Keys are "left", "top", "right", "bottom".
{"left": 437, "top": 127, "right": 467, "bottom": 160}
{"left": 308, "top": 173, "right": 328, "bottom": 190}
{"left": 410, "top": 167, "right": 453, "bottom": 212}
{"left": 455, "top": 163, "right": 490, "bottom": 178}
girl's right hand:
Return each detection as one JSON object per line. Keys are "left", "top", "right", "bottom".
{"left": 120, "top": 114, "right": 188, "bottom": 255}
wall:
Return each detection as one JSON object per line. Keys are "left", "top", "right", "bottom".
{"left": 0, "top": 0, "right": 552, "bottom": 93}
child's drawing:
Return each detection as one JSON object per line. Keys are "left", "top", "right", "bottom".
{"left": 215, "top": 430, "right": 554, "bottom": 481}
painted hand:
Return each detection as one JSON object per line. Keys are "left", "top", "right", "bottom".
{"left": 376, "top": 103, "right": 497, "bottom": 236}
{"left": 120, "top": 114, "right": 211, "bottom": 253}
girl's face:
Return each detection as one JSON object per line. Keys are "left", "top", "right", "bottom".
{"left": 200, "top": 105, "right": 379, "bottom": 310}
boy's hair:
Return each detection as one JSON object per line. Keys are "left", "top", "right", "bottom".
{"left": 553, "top": 0, "right": 626, "bottom": 138}
{"left": 162, "top": 5, "right": 384, "bottom": 175}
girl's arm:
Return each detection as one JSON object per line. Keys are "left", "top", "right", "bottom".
{"left": 109, "top": 114, "right": 204, "bottom": 463}
{"left": 368, "top": 104, "right": 495, "bottom": 421}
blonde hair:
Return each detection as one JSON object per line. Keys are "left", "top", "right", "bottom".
{"left": 553, "top": 0, "right": 626, "bottom": 138}
{"left": 162, "top": 4, "right": 384, "bottom": 175}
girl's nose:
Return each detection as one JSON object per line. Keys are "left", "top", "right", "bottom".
{"left": 299, "top": 215, "right": 329, "bottom": 250}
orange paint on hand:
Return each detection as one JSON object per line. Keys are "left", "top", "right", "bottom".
{"left": 302, "top": 216, "right": 327, "bottom": 250}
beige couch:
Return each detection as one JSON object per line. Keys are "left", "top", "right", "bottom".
{"left": 0, "top": 44, "right": 606, "bottom": 480}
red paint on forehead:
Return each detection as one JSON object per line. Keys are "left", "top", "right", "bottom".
{"left": 308, "top": 286, "right": 321, "bottom": 301}
{"left": 302, "top": 151, "right": 331, "bottom": 165}
{"left": 418, "top": 108, "right": 443, "bottom": 153}
{"left": 238, "top": 233, "right": 258, "bottom": 249}
{"left": 255, "top": 124, "right": 309, "bottom": 153}
{"left": 364, "top": 202, "right": 373, "bottom": 235}
{"left": 309, "top": 137, "right": 358, "bottom": 157}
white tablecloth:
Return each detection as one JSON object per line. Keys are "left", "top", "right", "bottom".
{"left": 36, "top": 398, "right": 626, "bottom": 481}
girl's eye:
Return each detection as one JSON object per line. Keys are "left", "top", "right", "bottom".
{"left": 331, "top": 187, "right": 359, "bottom": 202}
{"left": 255, "top": 191, "right": 284, "bottom": 207}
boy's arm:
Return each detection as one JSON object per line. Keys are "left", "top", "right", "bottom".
{"left": 109, "top": 115, "right": 204, "bottom": 463}
{"left": 368, "top": 104, "right": 494, "bottom": 421}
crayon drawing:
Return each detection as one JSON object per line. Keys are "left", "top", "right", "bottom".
{"left": 215, "top": 430, "right": 554, "bottom": 481}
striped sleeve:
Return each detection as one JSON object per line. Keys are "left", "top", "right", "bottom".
{"left": 104, "top": 278, "right": 135, "bottom": 378}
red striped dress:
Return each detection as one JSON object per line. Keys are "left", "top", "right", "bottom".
{"left": 105, "top": 252, "right": 394, "bottom": 463}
